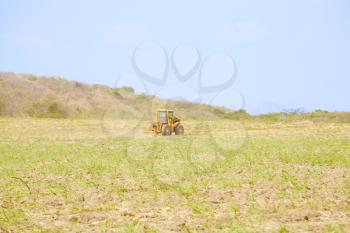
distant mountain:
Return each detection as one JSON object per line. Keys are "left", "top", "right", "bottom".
{"left": 250, "top": 101, "right": 308, "bottom": 115}
{"left": 0, "top": 72, "right": 244, "bottom": 119}
{"left": 252, "top": 101, "right": 290, "bottom": 115}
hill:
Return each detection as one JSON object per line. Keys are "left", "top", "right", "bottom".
{"left": 1, "top": 72, "right": 349, "bottom": 123}
{"left": 0, "top": 72, "right": 245, "bottom": 119}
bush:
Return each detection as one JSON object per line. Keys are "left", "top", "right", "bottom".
{"left": 47, "top": 102, "right": 61, "bottom": 117}
{"left": 223, "top": 109, "right": 251, "bottom": 120}
{"left": 74, "top": 82, "right": 84, "bottom": 89}
{"left": 135, "top": 93, "right": 148, "bottom": 100}
{"left": 76, "top": 107, "right": 82, "bottom": 113}
{"left": 0, "top": 97, "right": 5, "bottom": 115}
{"left": 27, "top": 102, "right": 45, "bottom": 117}
{"left": 26, "top": 96, "right": 68, "bottom": 118}
{"left": 112, "top": 90, "right": 123, "bottom": 99}
{"left": 28, "top": 75, "right": 37, "bottom": 81}
{"left": 121, "top": 86, "right": 135, "bottom": 94}
{"left": 256, "top": 112, "right": 291, "bottom": 122}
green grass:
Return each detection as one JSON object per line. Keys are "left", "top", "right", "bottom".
{"left": 0, "top": 118, "right": 349, "bottom": 232}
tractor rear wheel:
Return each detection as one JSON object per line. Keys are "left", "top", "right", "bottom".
{"left": 161, "top": 124, "right": 171, "bottom": 136}
{"left": 175, "top": 124, "right": 184, "bottom": 135}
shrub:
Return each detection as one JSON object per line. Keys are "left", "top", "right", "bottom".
{"left": 74, "top": 82, "right": 83, "bottom": 89}
{"left": 26, "top": 96, "right": 68, "bottom": 118}
{"left": 223, "top": 109, "right": 250, "bottom": 120}
{"left": 112, "top": 90, "right": 123, "bottom": 99}
{"left": 0, "top": 97, "right": 5, "bottom": 115}
{"left": 121, "top": 86, "right": 135, "bottom": 94}
{"left": 28, "top": 75, "right": 37, "bottom": 81}
{"left": 313, "top": 109, "right": 329, "bottom": 114}
{"left": 135, "top": 93, "right": 147, "bottom": 100}
{"left": 47, "top": 102, "right": 62, "bottom": 118}
{"left": 27, "top": 102, "right": 43, "bottom": 117}
{"left": 256, "top": 112, "right": 291, "bottom": 122}
{"left": 76, "top": 107, "right": 82, "bottom": 113}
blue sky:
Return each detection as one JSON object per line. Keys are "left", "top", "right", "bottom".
{"left": 0, "top": 0, "right": 349, "bottom": 114}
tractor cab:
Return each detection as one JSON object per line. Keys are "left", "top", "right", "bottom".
{"left": 158, "top": 110, "right": 169, "bottom": 123}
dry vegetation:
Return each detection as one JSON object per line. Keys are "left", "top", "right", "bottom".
{"left": 0, "top": 117, "right": 349, "bottom": 232}
{"left": 0, "top": 72, "right": 235, "bottom": 119}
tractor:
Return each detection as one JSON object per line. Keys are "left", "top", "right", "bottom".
{"left": 151, "top": 109, "right": 184, "bottom": 136}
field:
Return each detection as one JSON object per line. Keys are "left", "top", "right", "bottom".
{"left": 0, "top": 118, "right": 349, "bottom": 232}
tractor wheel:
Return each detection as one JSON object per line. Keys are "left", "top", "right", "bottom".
{"left": 161, "top": 124, "right": 171, "bottom": 136}
{"left": 175, "top": 124, "right": 184, "bottom": 135}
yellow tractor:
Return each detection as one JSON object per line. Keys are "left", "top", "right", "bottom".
{"left": 151, "top": 109, "right": 184, "bottom": 136}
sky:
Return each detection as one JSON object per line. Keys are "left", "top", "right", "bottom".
{"left": 0, "top": 0, "right": 349, "bottom": 114}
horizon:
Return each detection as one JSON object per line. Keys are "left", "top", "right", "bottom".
{"left": 1, "top": 1, "right": 349, "bottom": 114}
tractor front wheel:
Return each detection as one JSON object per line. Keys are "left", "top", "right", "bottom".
{"left": 175, "top": 124, "right": 184, "bottom": 135}
{"left": 161, "top": 124, "right": 171, "bottom": 136}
